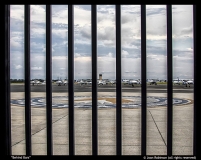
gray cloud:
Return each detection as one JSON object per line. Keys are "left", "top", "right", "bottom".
{"left": 52, "top": 5, "right": 68, "bottom": 13}
{"left": 98, "top": 26, "right": 115, "bottom": 41}
{"left": 146, "top": 7, "right": 166, "bottom": 17}
{"left": 121, "top": 14, "right": 136, "bottom": 24}
{"left": 80, "top": 25, "right": 91, "bottom": 39}
{"left": 97, "top": 46, "right": 115, "bottom": 57}
{"left": 77, "top": 5, "right": 91, "bottom": 11}
{"left": 181, "top": 25, "right": 193, "bottom": 35}
{"left": 147, "top": 45, "right": 166, "bottom": 56}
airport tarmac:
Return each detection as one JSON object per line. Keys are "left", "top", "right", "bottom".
{"left": 10, "top": 83, "right": 194, "bottom": 93}
{"left": 10, "top": 89, "right": 194, "bottom": 155}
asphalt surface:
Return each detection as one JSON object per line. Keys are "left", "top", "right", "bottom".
{"left": 11, "top": 83, "right": 194, "bottom": 93}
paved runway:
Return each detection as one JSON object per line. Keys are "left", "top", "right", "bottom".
{"left": 11, "top": 83, "right": 194, "bottom": 93}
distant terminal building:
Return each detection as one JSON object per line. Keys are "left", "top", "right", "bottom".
{"left": 99, "top": 74, "right": 102, "bottom": 80}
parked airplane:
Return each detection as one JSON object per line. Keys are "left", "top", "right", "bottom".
{"left": 147, "top": 79, "right": 157, "bottom": 85}
{"left": 186, "top": 80, "right": 194, "bottom": 84}
{"left": 55, "top": 79, "right": 67, "bottom": 86}
{"left": 77, "top": 79, "right": 86, "bottom": 85}
{"left": 122, "top": 79, "right": 130, "bottom": 84}
{"left": 173, "top": 78, "right": 183, "bottom": 85}
{"left": 109, "top": 80, "right": 116, "bottom": 85}
{"left": 30, "top": 79, "right": 41, "bottom": 86}
{"left": 41, "top": 81, "right": 46, "bottom": 85}
{"left": 86, "top": 80, "right": 92, "bottom": 85}
{"left": 129, "top": 79, "right": 141, "bottom": 87}
{"left": 98, "top": 80, "right": 106, "bottom": 86}
{"left": 183, "top": 79, "right": 194, "bottom": 87}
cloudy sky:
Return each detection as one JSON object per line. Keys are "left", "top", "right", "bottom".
{"left": 10, "top": 5, "right": 194, "bottom": 80}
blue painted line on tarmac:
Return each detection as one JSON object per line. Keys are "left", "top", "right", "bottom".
{"left": 10, "top": 96, "right": 191, "bottom": 109}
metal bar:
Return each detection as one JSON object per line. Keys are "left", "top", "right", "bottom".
{"left": 24, "top": 5, "right": 32, "bottom": 155}
{"left": 116, "top": 5, "right": 122, "bottom": 155}
{"left": 193, "top": 4, "right": 196, "bottom": 156}
{"left": 91, "top": 5, "right": 98, "bottom": 155}
{"left": 141, "top": 4, "right": 147, "bottom": 156}
{"left": 46, "top": 5, "right": 53, "bottom": 155}
{"left": 68, "top": 5, "right": 75, "bottom": 155}
{"left": 3, "top": 4, "right": 11, "bottom": 155}
{"left": 167, "top": 5, "right": 173, "bottom": 156}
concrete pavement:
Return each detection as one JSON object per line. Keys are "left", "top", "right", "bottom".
{"left": 10, "top": 92, "right": 194, "bottom": 155}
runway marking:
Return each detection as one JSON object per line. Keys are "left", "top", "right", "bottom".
{"left": 11, "top": 96, "right": 191, "bottom": 109}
